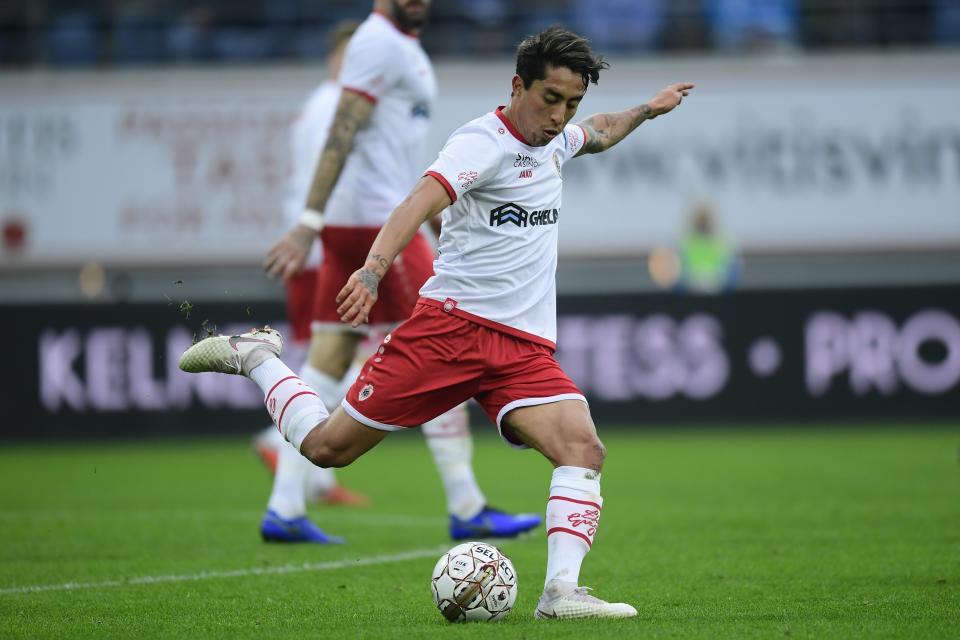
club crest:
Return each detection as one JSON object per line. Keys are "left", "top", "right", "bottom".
{"left": 359, "top": 384, "right": 374, "bottom": 402}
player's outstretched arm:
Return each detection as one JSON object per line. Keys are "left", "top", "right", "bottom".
{"left": 576, "top": 82, "right": 694, "bottom": 156}
{"left": 336, "top": 176, "right": 452, "bottom": 328}
{"left": 264, "top": 90, "right": 376, "bottom": 281}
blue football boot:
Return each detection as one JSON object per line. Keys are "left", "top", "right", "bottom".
{"left": 260, "top": 509, "right": 345, "bottom": 544}
{"left": 449, "top": 506, "right": 542, "bottom": 541}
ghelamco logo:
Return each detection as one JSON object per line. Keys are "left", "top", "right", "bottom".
{"left": 489, "top": 203, "right": 559, "bottom": 228}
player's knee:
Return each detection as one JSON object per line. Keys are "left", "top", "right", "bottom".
{"left": 576, "top": 433, "right": 606, "bottom": 469}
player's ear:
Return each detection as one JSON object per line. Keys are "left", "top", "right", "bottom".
{"left": 510, "top": 74, "right": 523, "bottom": 99}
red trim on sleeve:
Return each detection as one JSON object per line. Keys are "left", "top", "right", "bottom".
{"left": 424, "top": 171, "right": 457, "bottom": 204}
{"left": 495, "top": 106, "right": 532, "bottom": 146}
{"left": 343, "top": 86, "right": 377, "bottom": 104}
{"left": 418, "top": 297, "right": 557, "bottom": 351}
{"left": 576, "top": 124, "right": 589, "bottom": 152}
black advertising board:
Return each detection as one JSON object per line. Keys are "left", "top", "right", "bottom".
{"left": 4, "top": 285, "right": 959, "bottom": 439}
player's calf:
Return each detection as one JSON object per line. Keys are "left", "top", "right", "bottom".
{"left": 298, "top": 407, "right": 390, "bottom": 468}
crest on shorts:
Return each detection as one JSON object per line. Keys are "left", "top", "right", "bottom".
{"left": 553, "top": 150, "right": 562, "bottom": 177}
{"left": 359, "top": 384, "right": 374, "bottom": 402}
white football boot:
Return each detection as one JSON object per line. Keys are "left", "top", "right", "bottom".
{"left": 179, "top": 326, "right": 282, "bottom": 376}
{"left": 534, "top": 579, "right": 637, "bottom": 620}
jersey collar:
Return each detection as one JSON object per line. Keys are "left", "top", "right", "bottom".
{"left": 495, "top": 106, "right": 532, "bottom": 146}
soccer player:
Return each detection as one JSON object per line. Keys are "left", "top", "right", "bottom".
{"left": 182, "top": 25, "right": 693, "bottom": 618}
{"left": 253, "top": 21, "right": 371, "bottom": 534}
{"left": 258, "top": 0, "right": 540, "bottom": 543}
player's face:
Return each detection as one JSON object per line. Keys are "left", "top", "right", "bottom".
{"left": 512, "top": 65, "right": 586, "bottom": 146}
{"left": 390, "top": 0, "right": 431, "bottom": 30}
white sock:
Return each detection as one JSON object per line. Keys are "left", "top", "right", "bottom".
{"left": 544, "top": 466, "right": 603, "bottom": 588}
{"left": 298, "top": 362, "right": 346, "bottom": 496}
{"left": 255, "top": 424, "right": 285, "bottom": 449}
{"left": 266, "top": 440, "right": 314, "bottom": 518}
{"left": 422, "top": 403, "right": 486, "bottom": 519}
{"left": 249, "top": 358, "right": 328, "bottom": 450}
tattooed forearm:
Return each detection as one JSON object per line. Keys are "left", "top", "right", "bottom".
{"left": 368, "top": 253, "right": 390, "bottom": 272}
{"left": 579, "top": 103, "right": 655, "bottom": 155}
{"left": 304, "top": 92, "right": 375, "bottom": 211}
{"left": 357, "top": 267, "right": 382, "bottom": 296}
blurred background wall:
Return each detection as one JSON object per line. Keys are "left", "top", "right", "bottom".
{"left": 2, "top": 0, "right": 958, "bottom": 437}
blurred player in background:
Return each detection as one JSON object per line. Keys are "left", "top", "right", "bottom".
{"left": 251, "top": 22, "right": 371, "bottom": 517}
{"left": 258, "top": 1, "right": 540, "bottom": 544}
{"left": 182, "top": 25, "right": 693, "bottom": 617}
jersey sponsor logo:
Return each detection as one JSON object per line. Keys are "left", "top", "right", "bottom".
{"left": 519, "top": 169, "right": 533, "bottom": 179}
{"left": 513, "top": 153, "right": 540, "bottom": 168}
{"left": 489, "top": 202, "right": 559, "bottom": 228}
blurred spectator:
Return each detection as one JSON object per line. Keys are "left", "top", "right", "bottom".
{"left": 46, "top": 0, "right": 102, "bottom": 65}
{"left": 676, "top": 202, "right": 741, "bottom": 295}
{"left": 936, "top": 0, "right": 960, "bottom": 43}
{"left": 570, "top": 0, "right": 666, "bottom": 52}
{"left": 2, "top": 0, "right": 958, "bottom": 65}
{"left": 647, "top": 202, "right": 742, "bottom": 295}
{"left": 165, "top": 4, "right": 217, "bottom": 62}
{"left": 111, "top": 0, "right": 164, "bottom": 64}
{"left": 704, "top": 0, "right": 798, "bottom": 51}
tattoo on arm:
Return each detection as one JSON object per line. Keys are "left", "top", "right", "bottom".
{"left": 578, "top": 103, "right": 654, "bottom": 155}
{"left": 368, "top": 253, "right": 390, "bottom": 271}
{"left": 305, "top": 93, "right": 375, "bottom": 211}
{"left": 357, "top": 267, "right": 381, "bottom": 297}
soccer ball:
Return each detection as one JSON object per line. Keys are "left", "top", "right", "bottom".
{"left": 430, "top": 541, "right": 518, "bottom": 622}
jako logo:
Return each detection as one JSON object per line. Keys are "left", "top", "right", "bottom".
{"left": 489, "top": 203, "right": 559, "bottom": 228}
{"left": 519, "top": 169, "right": 533, "bottom": 179}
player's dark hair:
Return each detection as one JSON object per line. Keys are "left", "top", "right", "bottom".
{"left": 515, "top": 25, "right": 608, "bottom": 90}
{"left": 326, "top": 20, "right": 359, "bottom": 54}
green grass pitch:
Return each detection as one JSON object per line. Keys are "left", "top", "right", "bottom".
{"left": 1, "top": 427, "right": 957, "bottom": 639}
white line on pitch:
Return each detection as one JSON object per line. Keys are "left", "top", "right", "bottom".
{"left": 0, "top": 545, "right": 450, "bottom": 596}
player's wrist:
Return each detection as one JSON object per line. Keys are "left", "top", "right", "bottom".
{"left": 362, "top": 259, "right": 388, "bottom": 277}
{"left": 298, "top": 208, "right": 325, "bottom": 231}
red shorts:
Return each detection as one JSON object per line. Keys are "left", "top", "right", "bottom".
{"left": 312, "top": 226, "right": 435, "bottom": 334}
{"left": 343, "top": 300, "right": 587, "bottom": 448}
{"left": 285, "top": 267, "right": 317, "bottom": 343}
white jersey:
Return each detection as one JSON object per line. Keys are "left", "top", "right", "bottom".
{"left": 420, "top": 108, "right": 588, "bottom": 349}
{"left": 284, "top": 80, "right": 340, "bottom": 267}
{"left": 325, "top": 11, "right": 437, "bottom": 227}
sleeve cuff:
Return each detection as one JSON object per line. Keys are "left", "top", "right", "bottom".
{"left": 342, "top": 86, "right": 378, "bottom": 104}
{"left": 424, "top": 170, "right": 457, "bottom": 204}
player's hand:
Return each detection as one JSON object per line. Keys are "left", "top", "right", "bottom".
{"left": 264, "top": 225, "right": 316, "bottom": 281}
{"left": 648, "top": 82, "right": 695, "bottom": 117}
{"left": 336, "top": 266, "right": 382, "bottom": 328}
